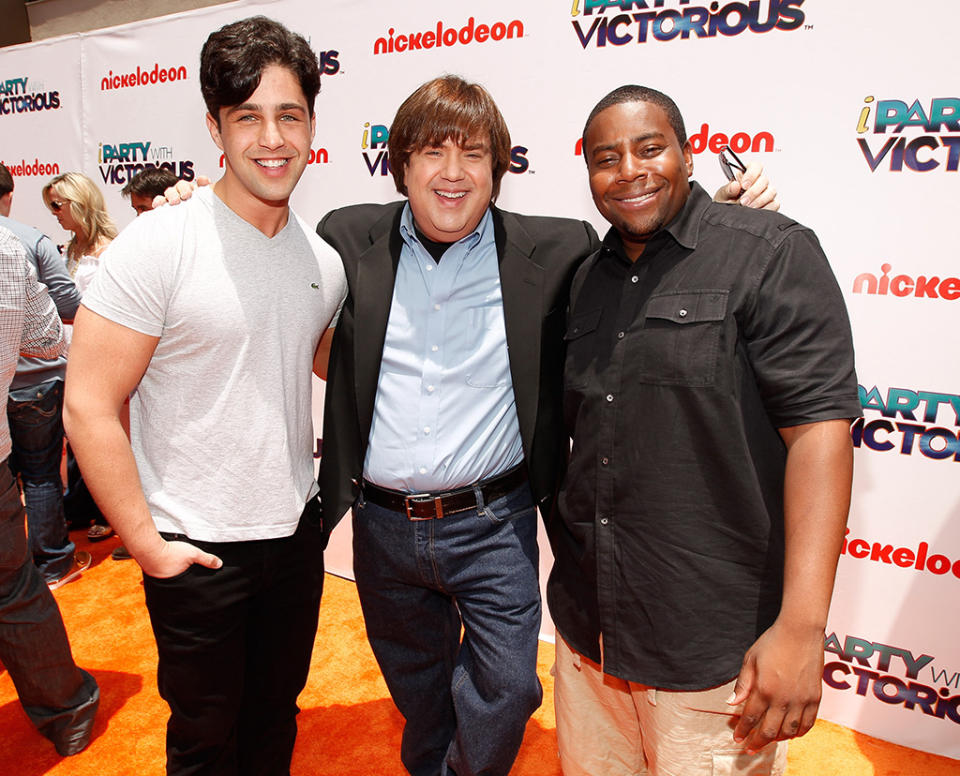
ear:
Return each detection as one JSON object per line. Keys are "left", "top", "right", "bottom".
{"left": 206, "top": 112, "right": 224, "bottom": 151}
{"left": 682, "top": 139, "right": 694, "bottom": 178}
{"left": 310, "top": 112, "right": 317, "bottom": 143}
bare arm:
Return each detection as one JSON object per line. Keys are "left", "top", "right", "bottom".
{"left": 63, "top": 306, "right": 222, "bottom": 577}
{"left": 312, "top": 326, "right": 335, "bottom": 380}
{"left": 729, "top": 418, "right": 853, "bottom": 752}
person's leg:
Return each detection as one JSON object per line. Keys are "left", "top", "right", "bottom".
{"left": 0, "top": 460, "right": 99, "bottom": 756}
{"left": 353, "top": 496, "right": 461, "bottom": 776}
{"left": 632, "top": 679, "right": 788, "bottom": 776}
{"left": 7, "top": 379, "right": 74, "bottom": 581}
{"left": 554, "top": 635, "right": 647, "bottom": 776}
{"left": 440, "top": 483, "right": 543, "bottom": 776}
{"left": 62, "top": 443, "right": 104, "bottom": 531}
{"left": 238, "top": 501, "right": 325, "bottom": 776}
{"left": 142, "top": 537, "right": 254, "bottom": 776}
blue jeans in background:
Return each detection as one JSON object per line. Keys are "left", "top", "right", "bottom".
{"left": 353, "top": 481, "right": 543, "bottom": 776}
{"left": 7, "top": 378, "right": 74, "bottom": 582}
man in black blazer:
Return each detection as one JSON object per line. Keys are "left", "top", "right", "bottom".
{"left": 317, "top": 76, "right": 776, "bottom": 776}
{"left": 318, "top": 76, "right": 598, "bottom": 776}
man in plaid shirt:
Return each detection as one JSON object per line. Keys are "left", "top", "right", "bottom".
{"left": 0, "top": 225, "right": 99, "bottom": 756}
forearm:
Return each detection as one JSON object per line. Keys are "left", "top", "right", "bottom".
{"left": 64, "top": 407, "right": 164, "bottom": 565}
{"left": 312, "top": 325, "right": 335, "bottom": 379}
{"left": 729, "top": 419, "right": 853, "bottom": 748}
{"left": 778, "top": 419, "right": 853, "bottom": 632}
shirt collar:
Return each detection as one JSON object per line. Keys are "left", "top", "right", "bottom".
{"left": 599, "top": 181, "right": 711, "bottom": 262}
{"left": 398, "top": 201, "right": 492, "bottom": 254}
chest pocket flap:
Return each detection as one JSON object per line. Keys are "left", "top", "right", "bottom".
{"left": 565, "top": 307, "right": 602, "bottom": 341}
{"left": 644, "top": 291, "right": 728, "bottom": 325}
{"left": 564, "top": 307, "right": 602, "bottom": 389}
{"left": 637, "top": 290, "right": 729, "bottom": 387}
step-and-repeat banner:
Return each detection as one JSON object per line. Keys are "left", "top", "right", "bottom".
{"left": 1, "top": 0, "right": 956, "bottom": 760}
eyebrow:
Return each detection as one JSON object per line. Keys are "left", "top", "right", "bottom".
{"left": 589, "top": 131, "right": 666, "bottom": 156}
{"left": 226, "top": 102, "right": 308, "bottom": 115}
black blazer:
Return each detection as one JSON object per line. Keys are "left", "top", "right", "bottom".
{"left": 316, "top": 201, "right": 599, "bottom": 544}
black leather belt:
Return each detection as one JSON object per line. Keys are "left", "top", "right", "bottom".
{"left": 361, "top": 465, "right": 528, "bottom": 520}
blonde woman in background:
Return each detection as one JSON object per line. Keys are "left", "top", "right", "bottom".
{"left": 42, "top": 172, "right": 118, "bottom": 544}
{"left": 42, "top": 172, "right": 116, "bottom": 296}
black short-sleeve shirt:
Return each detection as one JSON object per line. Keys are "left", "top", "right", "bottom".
{"left": 547, "top": 182, "right": 860, "bottom": 689}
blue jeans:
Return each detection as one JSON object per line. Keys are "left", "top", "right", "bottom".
{"left": 142, "top": 499, "right": 325, "bottom": 776}
{"left": 7, "top": 378, "right": 74, "bottom": 581}
{"left": 353, "top": 480, "right": 543, "bottom": 776}
{"left": 0, "top": 459, "right": 99, "bottom": 755}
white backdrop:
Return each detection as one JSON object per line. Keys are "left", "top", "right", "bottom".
{"left": 1, "top": 0, "right": 957, "bottom": 760}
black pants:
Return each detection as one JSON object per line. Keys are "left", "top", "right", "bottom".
{"left": 0, "top": 460, "right": 99, "bottom": 755}
{"left": 142, "top": 500, "right": 324, "bottom": 776}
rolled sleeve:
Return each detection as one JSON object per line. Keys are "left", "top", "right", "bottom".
{"left": 744, "top": 227, "right": 861, "bottom": 427}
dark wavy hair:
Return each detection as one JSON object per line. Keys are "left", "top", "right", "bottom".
{"left": 121, "top": 167, "right": 179, "bottom": 199}
{"left": 388, "top": 76, "right": 512, "bottom": 200}
{"left": 200, "top": 16, "right": 320, "bottom": 125}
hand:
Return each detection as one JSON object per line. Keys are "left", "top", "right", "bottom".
{"left": 714, "top": 161, "right": 780, "bottom": 211}
{"left": 151, "top": 175, "right": 211, "bottom": 209}
{"left": 136, "top": 537, "right": 222, "bottom": 579}
{"left": 727, "top": 619, "right": 824, "bottom": 753}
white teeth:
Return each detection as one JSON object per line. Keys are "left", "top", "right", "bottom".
{"left": 622, "top": 191, "right": 656, "bottom": 203}
{"left": 257, "top": 159, "right": 288, "bottom": 168}
{"left": 436, "top": 191, "right": 466, "bottom": 199}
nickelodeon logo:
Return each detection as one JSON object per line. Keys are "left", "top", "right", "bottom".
{"left": 373, "top": 17, "right": 523, "bottom": 55}
{"left": 573, "top": 123, "right": 774, "bottom": 156}
{"left": 100, "top": 63, "right": 188, "bottom": 92}
{"left": 687, "top": 123, "right": 774, "bottom": 154}
{"left": 841, "top": 528, "right": 960, "bottom": 580}
{"left": 853, "top": 263, "right": 960, "bottom": 301}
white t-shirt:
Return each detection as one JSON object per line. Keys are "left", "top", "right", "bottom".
{"left": 83, "top": 187, "right": 346, "bottom": 541}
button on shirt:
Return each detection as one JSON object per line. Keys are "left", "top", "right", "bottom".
{"left": 548, "top": 183, "right": 861, "bottom": 689}
{"left": 363, "top": 205, "right": 523, "bottom": 492}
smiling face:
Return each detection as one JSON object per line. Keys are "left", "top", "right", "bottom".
{"left": 206, "top": 63, "right": 315, "bottom": 226}
{"left": 404, "top": 137, "right": 494, "bottom": 243}
{"left": 584, "top": 100, "right": 693, "bottom": 260}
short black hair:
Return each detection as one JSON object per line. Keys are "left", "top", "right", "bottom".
{"left": 121, "top": 167, "right": 179, "bottom": 199}
{"left": 0, "top": 163, "right": 13, "bottom": 197}
{"left": 582, "top": 85, "right": 687, "bottom": 154}
{"left": 200, "top": 16, "right": 321, "bottom": 125}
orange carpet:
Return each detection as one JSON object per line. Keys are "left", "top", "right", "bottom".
{"left": 1, "top": 531, "right": 956, "bottom": 775}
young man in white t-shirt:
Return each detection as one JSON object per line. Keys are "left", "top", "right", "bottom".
{"left": 63, "top": 17, "right": 346, "bottom": 775}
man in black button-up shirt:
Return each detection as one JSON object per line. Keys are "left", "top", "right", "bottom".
{"left": 547, "top": 86, "right": 860, "bottom": 776}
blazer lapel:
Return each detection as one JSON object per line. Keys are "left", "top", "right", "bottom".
{"left": 493, "top": 208, "right": 544, "bottom": 450}
{"left": 354, "top": 205, "right": 404, "bottom": 441}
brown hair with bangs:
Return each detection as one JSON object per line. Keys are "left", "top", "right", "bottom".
{"left": 388, "top": 75, "right": 512, "bottom": 200}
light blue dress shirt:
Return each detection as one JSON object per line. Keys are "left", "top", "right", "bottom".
{"left": 363, "top": 204, "right": 523, "bottom": 493}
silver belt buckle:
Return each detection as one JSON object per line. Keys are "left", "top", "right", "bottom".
{"left": 405, "top": 494, "right": 444, "bottom": 520}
